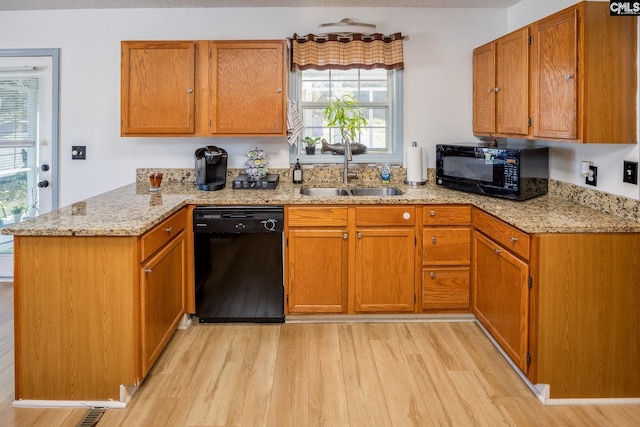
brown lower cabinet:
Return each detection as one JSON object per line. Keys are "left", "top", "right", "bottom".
{"left": 472, "top": 207, "right": 640, "bottom": 399}
{"left": 286, "top": 205, "right": 418, "bottom": 314}
{"left": 13, "top": 208, "right": 188, "bottom": 401}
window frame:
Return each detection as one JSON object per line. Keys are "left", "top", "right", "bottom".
{"left": 288, "top": 68, "right": 403, "bottom": 165}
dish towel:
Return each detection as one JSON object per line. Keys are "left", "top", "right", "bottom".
{"left": 287, "top": 99, "right": 304, "bottom": 146}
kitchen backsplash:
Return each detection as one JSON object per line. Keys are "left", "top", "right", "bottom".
{"left": 136, "top": 167, "right": 640, "bottom": 224}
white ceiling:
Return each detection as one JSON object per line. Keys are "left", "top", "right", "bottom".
{"left": 0, "top": 0, "right": 522, "bottom": 11}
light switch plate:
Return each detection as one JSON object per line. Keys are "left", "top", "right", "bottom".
{"left": 72, "top": 146, "right": 86, "bottom": 160}
{"left": 623, "top": 161, "right": 638, "bottom": 184}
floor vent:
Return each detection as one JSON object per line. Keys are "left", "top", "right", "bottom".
{"left": 77, "top": 408, "right": 106, "bottom": 427}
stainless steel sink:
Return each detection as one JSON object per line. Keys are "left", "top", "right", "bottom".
{"left": 350, "top": 187, "right": 404, "bottom": 196}
{"left": 299, "top": 187, "right": 350, "bottom": 196}
{"left": 300, "top": 186, "right": 404, "bottom": 197}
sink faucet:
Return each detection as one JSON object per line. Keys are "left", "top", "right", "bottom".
{"left": 343, "top": 141, "right": 358, "bottom": 184}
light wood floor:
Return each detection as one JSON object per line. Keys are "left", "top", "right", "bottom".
{"left": 1, "top": 281, "right": 640, "bottom": 426}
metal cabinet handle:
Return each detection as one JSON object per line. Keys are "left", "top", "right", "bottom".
{"left": 430, "top": 272, "right": 436, "bottom": 279}
{"left": 165, "top": 227, "right": 173, "bottom": 233}
{"left": 564, "top": 74, "right": 574, "bottom": 80}
{"left": 431, "top": 237, "right": 437, "bottom": 244}
{"left": 343, "top": 233, "right": 348, "bottom": 240}
{"left": 357, "top": 232, "right": 363, "bottom": 239}
{"left": 429, "top": 210, "right": 436, "bottom": 217}
{"left": 495, "top": 87, "right": 501, "bottom": 92}
{"left": 276, "top": 88, "right": 282, "bottom": 93}
{"left": 510, "top": 236, "right": 518, "bottom": 242}
{"left": 494, "top": 248, "right": 502, "bottom": 254}
{"left": 145, "top": 268, "right": 153, "bottom": 274}
{"left": 187, "top": 88, "right": 193, "bottom": 93}
{"left": 487, "top": 88, "right": 494, "bottom": 93}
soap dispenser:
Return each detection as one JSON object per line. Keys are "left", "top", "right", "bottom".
{"left": 381, "top": 164, "right": 391, "bottom": 184}
{"left": 293, "top": 159, "right": 303, "bottom": 184}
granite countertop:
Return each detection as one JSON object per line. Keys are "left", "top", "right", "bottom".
{"left": 3, "top": 172, "right": 640, "bottom": 237}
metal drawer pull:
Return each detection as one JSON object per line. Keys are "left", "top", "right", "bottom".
{"left": 431, "top": 237, "right": 437, "bottom": 243}
{"left": 494, "top": 248, "right": 501, "bottom": 254}
{"left": 429, "top": 210, "right": 436, "bottom": 217}
{"left": 343, "top": 233, "right": 348, "bottom": 239}
{"left": 357, "top": 232, "right": 363, "bottom": 239}
{"left": 166, "top": 227, "right": 173, "bottom": 233}
{"left": 145, "top": 268, "right": 153, "bottom": 274}
{"left": 510, "top": 236, "right": 518, "bottom": 242}
{"left": 430, "top": 272, "right": 436, "bottom": 279}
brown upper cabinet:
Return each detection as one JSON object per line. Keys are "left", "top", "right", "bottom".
{"left": 121, "top": 40, "right": 287, "bottom": 137}
{"left": 474, "top": 1, "right": 637, "bottom": 143}
{"left": 473, "top": 28, "right": 529, "bottom": 137}
{"left": 121, "top": 41, "right": 197, "bottom": 135}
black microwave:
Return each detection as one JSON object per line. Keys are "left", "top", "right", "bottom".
{"left": 435, "top": 144, "right": 549, "bottom": 200}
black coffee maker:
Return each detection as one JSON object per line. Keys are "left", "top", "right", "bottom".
{"left": 195, "top": 146, "right": 228, "bottom": 191}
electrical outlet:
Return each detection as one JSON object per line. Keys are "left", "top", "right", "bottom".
{"left": 623, "top": 161, "right": 638, "bottom": 184}
{"left": 72, "top": 146, "right": 86, "bottom": 160}
{"left": 586, "top": 165, "right": 597, "bottom": 186}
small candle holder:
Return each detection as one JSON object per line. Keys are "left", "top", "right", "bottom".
{"left": 149, "top": 171, "right": 163, "bottom": 191}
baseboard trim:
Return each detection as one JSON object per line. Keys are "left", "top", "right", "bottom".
{"left": 12, "top": 399, "right": 127, "bottom": 409}
{"left": 285, "top": 313, "right": 476, "bottom": 323}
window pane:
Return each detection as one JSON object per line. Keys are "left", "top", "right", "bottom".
{"left": 331, "top": 69, "right": 359, "bottom": 80}
{"left": 296, "top": 69, "right": 397, "bottom": 160}
{"left": 360, "top": 68, "right": 387, "bottom": 80}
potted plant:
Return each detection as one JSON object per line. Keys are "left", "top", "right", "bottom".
{"left": 323, "top": 94, "right": 368, "bottom": 148}
{"left": 302, "top": 136, "right": 321, "bottom": 155}
{"left": 11, "top": 205, "right": 25, "bottom": 223}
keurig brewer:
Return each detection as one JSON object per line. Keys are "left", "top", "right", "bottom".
{"left": 195, "top": 146, "right": 228, "bottom": 191}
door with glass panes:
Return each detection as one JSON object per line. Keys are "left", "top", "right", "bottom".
{"left": 0, "top": 51, "right": 58, "bottom": 278}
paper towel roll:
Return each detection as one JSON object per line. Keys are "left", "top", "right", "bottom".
{"left": 406, "top": 145, "right": 426, "bottom": 185}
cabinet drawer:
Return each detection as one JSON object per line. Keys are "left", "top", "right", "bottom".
{"left": 287, "top": 206, "right": 348, "bottom": 227}
{"left": 423, "top": 205, "right": 471, "bottom": 226}
{"left": 473, "top": 209, "right": 530, "bottom": 260}
{"left": 423, "top": 228, "right": 470, "bottom": 265}
{"left": 355, "top": 206, "right": 415, "bottom": 226}
{"left": 422, "top": 267, "right": 470, "bottom": 310}
{"left": 140, "top": 208, "right": 187, "bottom": 262}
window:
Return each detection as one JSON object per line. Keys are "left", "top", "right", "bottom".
{"left": 289, "top": 68, "right": 403, "bottom": 164}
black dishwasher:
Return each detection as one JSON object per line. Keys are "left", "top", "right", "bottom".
{"left": 193, "top": 206, "right": 284, "bottom": 323}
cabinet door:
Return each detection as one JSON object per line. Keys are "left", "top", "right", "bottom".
{"left": 287, "top": 229, "right": 348, "bottom": 313}
{"left": 422, "top": 267, "right": 469, "bottom": 310}
{"left": 141, "top": 232, "right": 186, "bottom": 376}
{"left": 423, "top": 227, "right": 470, "bottom": 265}
{"left": 531, "top": 8, "right": 577, "bottom": 140}
{"left": 355, "top": 228, "right": 415, "bottom": 312}
{"left": 209, "top": 41, "right": 285, "bottom": 135}
{"left": 472, "top": 42, "right": 496, "bottom": 134}
{"left": 121, "top": 41, "right": 196, "bottom": 135}
{"left": 472, "top": 231, "right": 529, "bottom": 373}
{"left": 495, "top": 28, "right": 529, "bottom": 135}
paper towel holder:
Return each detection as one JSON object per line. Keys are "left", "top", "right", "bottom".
{"left": 405, "top": 141, "right": 427, "bottom": 186}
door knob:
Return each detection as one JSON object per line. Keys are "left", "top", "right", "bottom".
{"left": 37, "top": 180, "right": 49, "bottom": 188}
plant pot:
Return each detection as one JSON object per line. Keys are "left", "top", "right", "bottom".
{"left": 13, "top": 213, "right": 22, "bottom": 223}
{"left": 305, "top": 146, "right": 316, "bottom": 155}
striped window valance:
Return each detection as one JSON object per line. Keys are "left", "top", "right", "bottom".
{"left": 290, "top": 32, "right": 405, "bottom": 71}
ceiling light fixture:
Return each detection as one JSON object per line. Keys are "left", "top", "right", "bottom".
{"left": 317, "top": 18, "right": 377, "bottom": 35}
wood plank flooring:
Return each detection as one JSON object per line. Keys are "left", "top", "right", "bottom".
{"left": 1, "top": 281, "right": 640, "bottom": 426}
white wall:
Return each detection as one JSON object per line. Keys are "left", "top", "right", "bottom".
{"left": 3, "top": 3, "right": 637, "bottom": 206}
{"left": 508, "top": 0, "right": 640, "bottom": 200}
{"left": 0, "top": 7, "right": 506, "bottom": 207}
